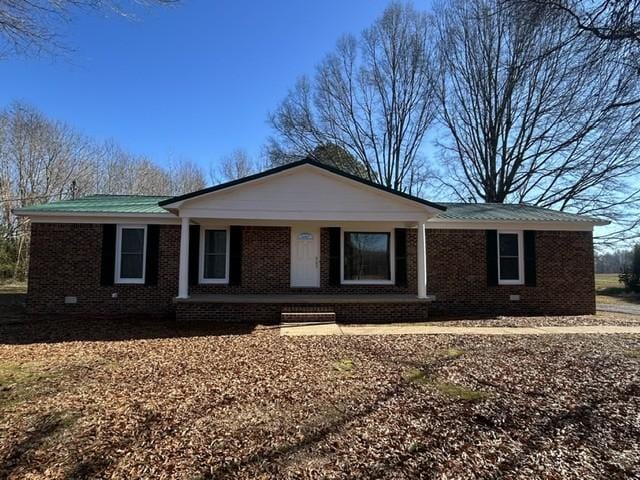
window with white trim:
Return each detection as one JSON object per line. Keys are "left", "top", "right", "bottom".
{"left": 199, "top": 228, "right": 229, "bottom": 283}
{"left": 115, "top": 225, "right": 147, "bottom": 284}
{"left": 498, "top": 231, "right": 524, "bottom": 285}
{"left": 342, "top": 231, "right": 394, "bottom": 283}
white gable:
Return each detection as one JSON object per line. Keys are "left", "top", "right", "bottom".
{"left": 171, "top": 164, "right": 438, "bottom": 222}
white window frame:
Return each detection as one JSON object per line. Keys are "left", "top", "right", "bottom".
{"left": 497, "top": 230, "right": 524, "bottom": 285}
{"left": 199, "top": 227, "right": 230, "bottom": 284}
{"left": 114, "top": 224, "right": 147, "bottom": 284}
{"left": 341, "top": 230, "right": 395, "bottom": 285}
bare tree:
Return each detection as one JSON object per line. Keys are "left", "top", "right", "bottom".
{"left": 435, "top": 0, "right": 640, "bottom": 241}
{"left": 94, "top": 140, "right": 169, "bottom": 195}
{"left": 0, "top": 102, "right": 94, "bottom": 213}
{"left": 94, "top": 143, "right": 206, "bottom": 195}
{"left": 510, "top": 0, "right": 640, "bottom": 110}
{"left": 0, "top": 0, "right": 177, "bottom": 57}
{"left": 167, "top": 156, "right": 206, "bottom": 194}
{"left": 267, "top": 142, "right": 371, "bottom": 179}
{"left": 269, "top": 2, "right": 438, "bottom": 193}
{"left": 211, "top": 149, "right": 259, "bottom": 183}
{"left": 524, "top": 0, "right": 640, "bottom": 43}
{"left": 0, "top": 101, "right": 206, "bottom": 279}
{"left": 0, "top": 102, "right": 96, "bottom": 277}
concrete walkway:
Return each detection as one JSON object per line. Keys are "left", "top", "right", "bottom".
{"left": 280, "top": 322, "right": 640, "bottom": 336}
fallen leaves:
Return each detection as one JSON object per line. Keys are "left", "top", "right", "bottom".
{"left": 0, "top": 314, "right": 637, "bottom": 479}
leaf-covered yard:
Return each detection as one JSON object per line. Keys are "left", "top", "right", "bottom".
{"left": 0, "top": 315, "right": 638, "bottom": 479}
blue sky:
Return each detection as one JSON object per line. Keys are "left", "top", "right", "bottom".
{"left": 0, "top": 0, "right": 400, "bottom": 171}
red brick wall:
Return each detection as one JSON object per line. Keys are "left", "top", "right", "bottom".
{"left": 26, "top": 223, "right": 595, "bottom": 318}
{"left": 27, "top": 223, "right": 180, "bottom": 315}
{"left": 191, "top": 226, "right": 291, "bottom": 294}
{"left": 192, "top": 226, "right": 417, "bottom": 295}
{"left": 426, "top": 229, "right": 595, "bottom": 316}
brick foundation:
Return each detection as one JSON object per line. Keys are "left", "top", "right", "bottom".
{"left": 26, "top": 223, "right": 595, "bottom": 320}
{"left": 175, "top": 301, "right": 429, "bottom": 324}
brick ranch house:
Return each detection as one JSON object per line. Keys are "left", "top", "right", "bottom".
{"left": 15, "top": 159, "right": 608, "bottom": 323}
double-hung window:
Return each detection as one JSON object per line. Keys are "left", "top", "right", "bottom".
{"left": 115, "top": 225, "right": 147, "bottom": 284}
{"left": 200, "top": 228, "right": 229, "bottom": 283}
{"left": 498, "top": 231, "right": 524, "bottom": 285}
{"left": 342, "top": 231, "right": 393, "bottom": 284}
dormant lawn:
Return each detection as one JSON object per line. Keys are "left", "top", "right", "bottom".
{"left": 0, "top": 312, "right": 639, "bottom": 479}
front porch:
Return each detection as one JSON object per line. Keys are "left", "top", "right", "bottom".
{"left": 159, "top": 160, "right": 443, "bottom": 322}
{"left": 174, "top": 220, "right": 431, "bottom": 301}
{"left": 171, "top": 222, "right": 431, "bottom": 323}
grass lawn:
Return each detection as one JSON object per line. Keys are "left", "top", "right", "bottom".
{"left": 595, "top": 273, "right": 640, "bottom": 306}
{"left": 0, "top": 313, "right": 638, "bottom": 478}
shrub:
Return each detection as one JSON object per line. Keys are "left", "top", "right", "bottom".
{"left": 619, "top": 243, "right": 640, "bottom": 293}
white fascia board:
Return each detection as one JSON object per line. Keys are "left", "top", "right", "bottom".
{"left": 177, "top": 207, "right": 429, "bottom": 222}
{"left": 425, "top": 219, "right": 600, "bottom": 231}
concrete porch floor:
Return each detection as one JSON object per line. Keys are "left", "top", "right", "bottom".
{"left": 174, "top": 294, "right": 435, "bottom": 304}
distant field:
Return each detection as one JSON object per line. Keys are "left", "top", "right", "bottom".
{"left": 595, "top": 273, "right": 640, "bottom": 305}
{"left": 595, "top": 273, "right": 622, "bottom": 291}
{"left": 0, "top": 281, "right": 27, "bottom": 294}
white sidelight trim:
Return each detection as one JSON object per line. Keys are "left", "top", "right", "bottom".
{"left": 340, "top": 229, "right": 395, "bottom": 285}
{"left": 417, "top": 221, "right": 427, "bottom": 299}
{"left": 178, "top": 217, "right": 190, "bottom": 299}
{"left": 497, "top": 230, "right": 525, "bottom": 285}
{"left": 114, "top": 224, "right": 147, "bottom": 284}
{"left": 199, "top": 227, "right": 230, "bottom": 284}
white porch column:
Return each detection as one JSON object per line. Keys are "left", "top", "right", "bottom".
{"left": 417, "top": 221, "right": 427, "bottom": 299}
{"left": 178, "top": 216, "right": 190, "bottom": 299}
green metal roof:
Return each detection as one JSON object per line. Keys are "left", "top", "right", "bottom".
{"left": 436, "top": 203, "right": 608, "bottom": 224}
{"left": 14, "top": 195, "right": 171, "bottom": 215}
{"left": 14, "top": 194, "right": 608, "bottom": 225}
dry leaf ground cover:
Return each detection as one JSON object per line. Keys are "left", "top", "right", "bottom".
{"left": 0, "top": 313, "right": 638, "bottom": 479}
{"left": 433, "top": 312, "right": 640, "bottom": 327}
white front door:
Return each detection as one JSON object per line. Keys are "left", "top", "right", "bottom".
{"left": 291, "top": 226, "right": 320, "bottom": 287}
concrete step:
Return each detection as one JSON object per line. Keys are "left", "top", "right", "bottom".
{"left": 281, "top": 311, "right": 336, "bottom": 323}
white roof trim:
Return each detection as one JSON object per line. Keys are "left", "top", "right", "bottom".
{"left": 426, "top": 219, "right": 599, "bottom": 231}
{"left": 25, "top": 215, "right": 600, "bottom": 230}
{"left": 28, "top": 213, "right": 180, "bottom": 225}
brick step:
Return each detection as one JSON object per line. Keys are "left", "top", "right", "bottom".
{"left": 281, "top": 312, "right": 336, "bottom": 323}
{"left": 281, "top": 305, "right": 334, "bottom": 313}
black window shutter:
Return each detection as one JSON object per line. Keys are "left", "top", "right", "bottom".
{"left": 328, "top": 227, "right": 341, "bottom": 286}
{"left": 486, "top": 230, "right": 498, "bottom": 287}
{"left": 145, "top": 225, "right": 160, "bottom": 286}
{"left": 229, "top": 226, "right": 242, "bottom": 286}
{"left": 100, "top": 224, "right": 116, "bottom": 286}
{"left": 395, "top": 228, "right": 407, "bottom": 286}
{"left": 524, "top": 230, "right": 537, "bottom": 287}
{"left": 188, "top": 224, "right": 200, "bottom": 286}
